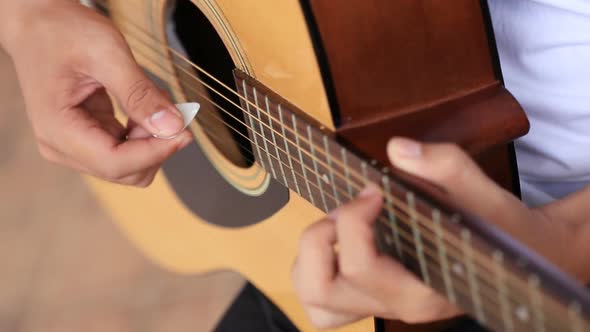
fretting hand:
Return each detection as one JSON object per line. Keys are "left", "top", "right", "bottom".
{"left": 0, "top": 0, "right": 192, "bottom": 187}
{"left": 291, "top": 137, "right": 579, "bottom": 329}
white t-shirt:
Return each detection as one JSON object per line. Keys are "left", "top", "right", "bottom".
{"left": 488, "top": 0, "right": 590, "bottom": 206}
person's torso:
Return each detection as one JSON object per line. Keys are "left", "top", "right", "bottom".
{"left": 489, "top": 0, "right": 590, "bottom": 206}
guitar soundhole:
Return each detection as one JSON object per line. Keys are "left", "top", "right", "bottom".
{"left": 170, "top": 0, "right": 254, "bottom": 168}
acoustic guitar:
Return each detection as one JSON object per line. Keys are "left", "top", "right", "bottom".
{"left": 84, "top": 0, "right": 590, "bottom": 331}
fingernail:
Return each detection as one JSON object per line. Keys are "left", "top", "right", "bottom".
{"left": 358, "top": 183, "right": 380, "bottom": 198}
{"left": 388, "top": 137, "right": 422, "bottom": 159}
{"left": 150, "top": 109, "right": 184, "bottom": 137}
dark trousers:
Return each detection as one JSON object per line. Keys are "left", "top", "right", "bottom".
{"left": 214, "top": 282, "right": 487, "bottom": 332}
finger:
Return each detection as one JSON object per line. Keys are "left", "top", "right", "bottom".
{"left": 293, "top": 218, "right": 338, "bottom": 301}
{"left": 293, "top": 214, "right": 392, "bottom": 318}
{"left": 336, "top": 184, "right": 385, "bottom": 285}
{"left": 37, "top": 141, "right": 89, "bottom": 173}
{"left": 82, "top": 88, "right": 127, "bottom": 139}
{"left": 101, "top": 130, "right": 192, "bottom": 180}
{"left": 126, "top": 119, "right": 152, "bottom": 139}
{"left": 81, "top": 87, "right": 115, "bottom": 116}
{"left": 114, "top": 164, "right": 161, "bottom": 188}
{"left": 386, "top": 137, "right": 508, "bottom": 217}
{"left": 303, "top": 306, "right": 364, "bottom": 330}
{"left": 91, "top": 39, "right": 184, "bottom": 138}
{"left": 54, "top": 106, "right": 192, "bottom": 181}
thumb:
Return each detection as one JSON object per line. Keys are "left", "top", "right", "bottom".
{"left": 386, "top": 137, "right": 506, "bottom": 208}
{"left": 94, "top": 48, "right": 184, "bottom": 138}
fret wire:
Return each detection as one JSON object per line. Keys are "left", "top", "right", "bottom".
{"left": 278, "top": 105, "right": 301, "bottom": 196}
{"left": 434, "top": 209, "right": 456, "bottom": 305}
{"left": 253, "top": 87, "right": 277, "bottom": 179}
{"left": 568, "top": 302, "right": 584, "bottom": 332}
{"left": 493, "top": 251, "right": 515, "bottom": 332}
{"left": 528, "top": 275, "right": 547, "bottom": 332}
{"left": 373, "top": 226, "right": 503, "bottom": 323}
{"left": 382, "top": 176, "right": 404, "bottom": 260}
{"left": 341, "top": 148, "right": 355, "bottom": 198}
{"left": 308, "top": 125, "right": 329, "bottom": 212}
{"left": 265, "top": 96, "right": 288, "bottom": 186}
{"left": 361, "top": 161, "right": 369, "bottom": 182}
{"left": 112, "top": 16, "right": 588, "bottom": 328}
{"left": 462, "top": 229, "right": 487, "bottom": 324}
{"left": 292, "top": 115, "right": 315, "bottom": 206}
{"left": 324, "top": 135, "right": 340, "bottom": 205}
{"left": 407, "top": 193, "right": 431, "bottom": 286}
{"left": 241, "top": 80, "right": 266, "bottom": 170}
{"left": 374, "top": 226, "right": 511, "bottom": 330}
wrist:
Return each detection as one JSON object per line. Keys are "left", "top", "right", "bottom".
{"left": 533, "top": 203, "right": 590, "bottom": 282}
{"left": 0, "top": 0, "right": 69, "bottom": 53}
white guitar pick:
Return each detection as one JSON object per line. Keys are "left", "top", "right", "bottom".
{"left": 154, "top": 102, "right": 200, "bottom": 139}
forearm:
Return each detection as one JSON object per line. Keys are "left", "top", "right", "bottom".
{"left": 466, "top": 179, "right": 590, "bottom": 283}
{"left": 534, "top": 186, "right": 590, "bottom": 282}
{"left": 0, "top": 0, "right": 66, "bottom": 51}
{"left": 494, "top": 187, "right": 590, "bottom": 282}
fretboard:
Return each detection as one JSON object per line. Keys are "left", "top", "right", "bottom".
{"left": 234, "top": 70, "right": 590, "bottom": 332}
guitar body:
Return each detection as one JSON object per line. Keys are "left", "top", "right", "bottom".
{"left": 91, "top": 1, "right": 365, "bottom": 331}
{"left": 88, "top": 1, "right": 528, "bottom": 331}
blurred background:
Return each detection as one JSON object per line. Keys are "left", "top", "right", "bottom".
{"left": 0, "top": 47, "right": 243, "bottom": 331}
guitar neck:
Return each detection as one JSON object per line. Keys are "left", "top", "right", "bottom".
{"left": 234, "top": 70, "right": 590, "bottom": 332}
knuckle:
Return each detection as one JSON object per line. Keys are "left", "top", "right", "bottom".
{"left": 300, "top": 289, "right": 324, "bottom": 307}
{"left": 37, "top": 144, "right": 58, "bottom": 163}
{"left": 97, "top": 163, "right": 125, "bottom": 182}
{"left": 400, "top": 313, "right": 423, "bottom": 325}
{"left": 396, "top": 289, "right": 446, "bottom": 324}
{"left": 135, "top": 174, "right": 156, "bottom": 188}
{"left": 37, "top": 145, "right": 51, "bottom": 160}
{"left": 399, "top": 308, "right": 437, "bottom": 325}
{"left": 436, "top": 144, "right": 467, "bottom": 183}
{"left": 125, "top": 79, "right": 154, "bottom": 112}
{"left": 305, "top": 284, "right": 331, "bottom": 307}
{"left": 298, "top": 224, "right": 320, "bottom": 249}
{"left": 309, "top": 313, "right": 336, "bottom": 330}
{"left": 340, "top": 257, "right": 374, "bottom": 283}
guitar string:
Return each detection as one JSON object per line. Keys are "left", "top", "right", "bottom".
{"left": 121, "top": 38, "right": 573, "bottom": 331}
{"left": 93, "top": 1, "right": 584, "bottom": 328}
